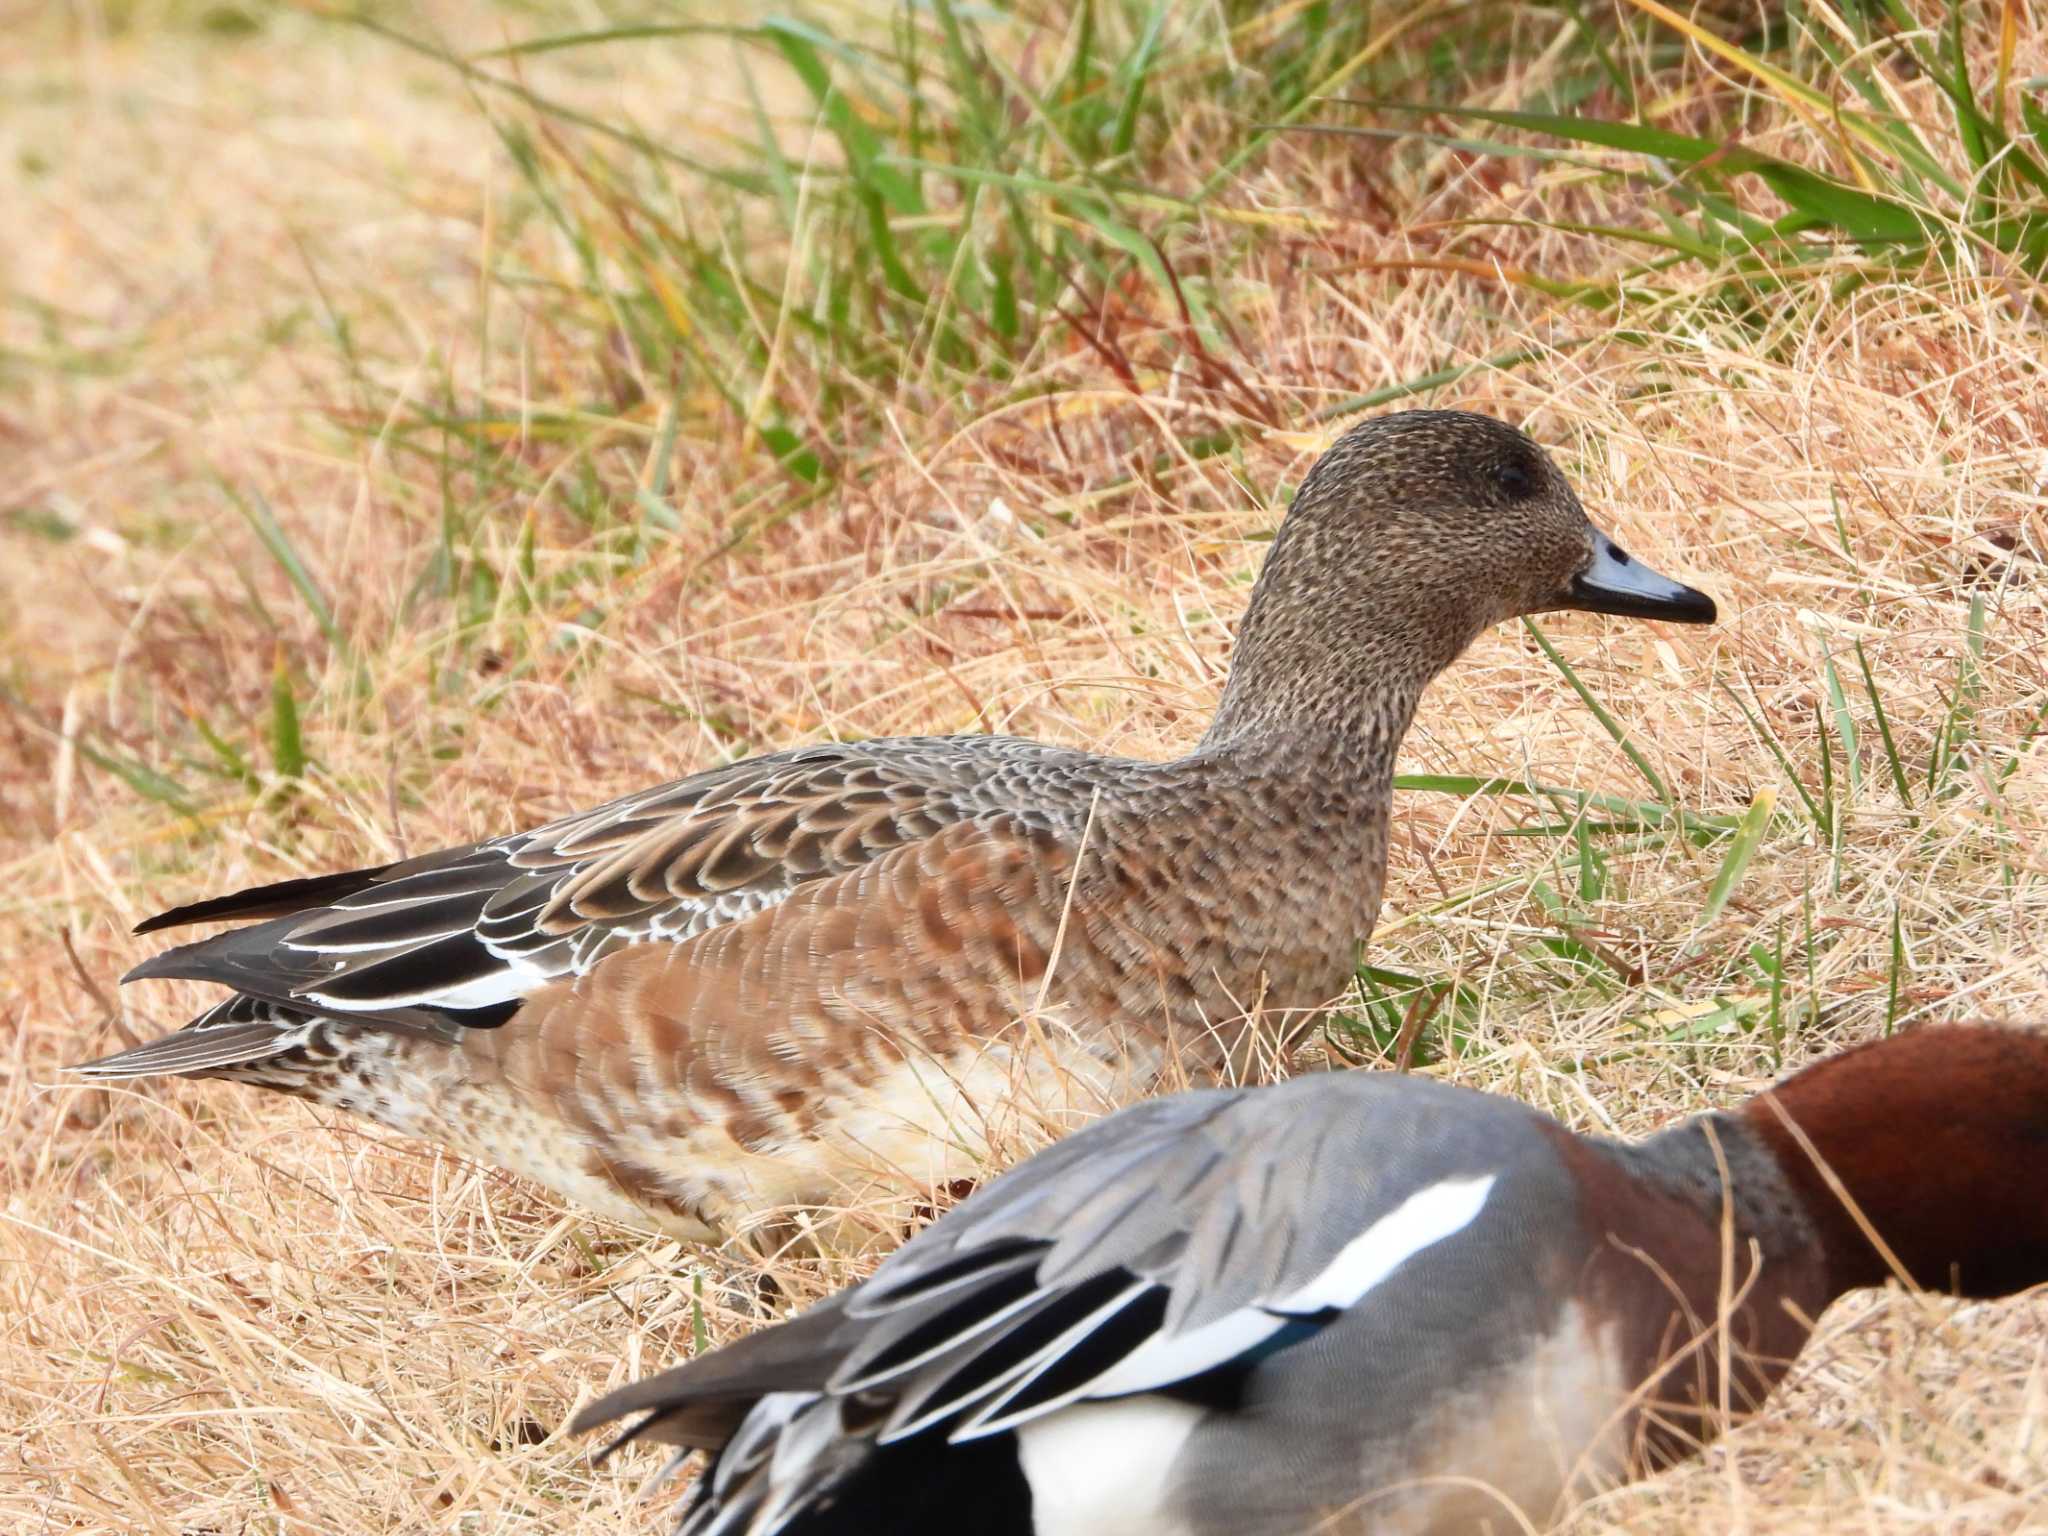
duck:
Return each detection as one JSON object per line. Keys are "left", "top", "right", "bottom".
{"left": 73, "top": 410, "right": 1715, "bottom": 1241}
{"left": 571, "top": 1023, "right": 2048, "bottom": 1536}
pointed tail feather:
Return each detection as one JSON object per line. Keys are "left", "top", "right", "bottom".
{"left": 120, "top": 918, "right": 490, "bottom": 1037}
{"left": 122, "top": 917, "right": 317, "bottom": 992}
{"left": 571, "top": 1295, "right": 854, "bottom": 1449}
{"left": 132, "top": 863, "right": 406, "bottom": 936}
{"left": 69, "top": 1017, "right": 303, "bottom": 1079}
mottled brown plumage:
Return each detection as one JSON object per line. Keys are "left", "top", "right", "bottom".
{"left": 76, "top": 410, "right": 1716, "bottom": 1239}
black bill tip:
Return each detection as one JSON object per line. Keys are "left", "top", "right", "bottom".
{"left": 1567, "top": 530, "right": 1717, "bottom": 625}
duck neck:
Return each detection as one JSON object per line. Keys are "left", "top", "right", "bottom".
{"left": 1199, "top": 665, "right": 1428, "bottom": 778}
{"left": 1614, "top": 1111, "right": 1827, "bottom": 1277}
{"left": 1199, "top": 516, "right": 1486, "bottom": 757}
{"left": 1200, "top": 601, "right": 1458, "bottom": 762}
{"left": 1736, "top": 1027, "right": 2048, "bottom": 1300}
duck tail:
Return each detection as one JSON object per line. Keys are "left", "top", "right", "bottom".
{"left": 571, "top": 1294, "right": 853, "bottom": 1450}
{"left": 69, "top": 993, "right": 318, "bottom": 1079}
{"left": 131, "top": 863, "right": 404, "bottom": 936}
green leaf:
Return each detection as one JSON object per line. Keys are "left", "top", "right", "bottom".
{"left": 1694, "top": 786, "right": 1777, "bottom": 937}
{"left": 1852, "top": 639, "right": 1914, "bottom": 807}
{"left": 222, "top": 480, "right": 346, "bottom": 654}
{"left": 270, "top": 655, "right": 306, "bottom": 782}
{"left": 759, "top": 424, "right": 821, "bottom": 484}
{"left": 77, "top": 739, "right": 195, "bottom": 815}
{"left": 1111, "top": 0, "right": 1170, "bottom": 156}
{"left": 765, "top": 21, "right": 923, "bottom": 216}
{"left": 192, "top": 715, "right": 260, "bottom": 790}
{"left": 467, "top": 22, "right": 752, "bottom": 60}
{"left": 1721, "top": 679, "right": 1826, "bottom": 833}
{"left": 1750, "top": 162, "right": 1928, "bottom": 244}
{"left": 1394, "top": 103, "right": 1720, "bottom": 164}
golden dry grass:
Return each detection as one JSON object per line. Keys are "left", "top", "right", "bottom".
{"left": 5, "top": 2, "right": 2048, "bottom": 1532}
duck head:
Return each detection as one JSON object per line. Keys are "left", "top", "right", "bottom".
{"left": 1206, "top": 410, "right": 1716, "bottom": 746}
{"left": 1742, "top": 1024, "right": 2048, "bottom": 1300}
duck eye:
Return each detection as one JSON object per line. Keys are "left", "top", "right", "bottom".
{"left": 1495, "top": 459, "right": 1538, "bottom": 501}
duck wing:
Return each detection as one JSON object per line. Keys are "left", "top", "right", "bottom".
{"left": 572, "top": 1073, "right": 1537, "bottom": 1533}
{"left": 81, "top": 735, "right": 1092, "bottom": 1073}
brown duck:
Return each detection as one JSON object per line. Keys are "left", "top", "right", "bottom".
{"left": 75, "top": 411, "right": 1716, "bottom": 1240}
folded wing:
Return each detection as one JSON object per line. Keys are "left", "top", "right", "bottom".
{"left": 574, "top": 1073, "right": 1524, "bottom": 1535}
{"left": 79, "top": 736, "right": 1084, "bottom": 1076}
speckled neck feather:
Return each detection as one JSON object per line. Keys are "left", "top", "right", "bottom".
{"left": 1204, "top": 411, "right": 1578, "bottom": 750}
{"left": 1614, "top": 1026, "right": 2048, "bottom": 1305}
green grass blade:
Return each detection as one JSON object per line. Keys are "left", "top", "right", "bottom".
{"left": 766, "top": 21, "right": 922, "bottom": 215}
{"left": 270, "top": 653, "right": 306, "bottom": 782}
{"left": 1523, "top": 620, "right": 1671, "bottom": 805}
{"left": 1755, "top": 921, "right": 1785, "bottom": 1060}
{"left": 1110, "top": 0, "right": 1170, "bottom": 157}
{"left": 1753, "top": 163, "right": 1928, "bottom": 244}
{"left": 1419, "top": 105, "right": 1930, "bottom": 246}
{"left": 1305, "top": 341, "right": 1599, "bottom": 425}
{"left": 1994, "top": 695, "right": 2048, "bottom": 789}
{"left": 221, "top": 481, "right": 346, "bottom": 654}
{"left": 191, "top": 715, "right": 259, "bottom": 789}
{"left": 1815, "top": 702, "right": 1841, "bottom": 892}
{"left": 1852, "top": 639, "right": 1914, "bottom": 807}
{"left": 1886, "top": 905, "right": 1907, "bottom": 1035}
{"left": 1721, "top": 678, "right": 1826, "bottom": 833}
{"left": 1380, "top": 102, "right": 1719, "bottom": 163}
{"left": 77, "top": 739, "right": 195, "bottom": 816}
{"left": 1390, "top": 772, "right": 1738, "bottom": 838}
{"left": 467, "top": 22, "right": 753, "bottom": 60}
{"left": 1820, "top": 650, "right": 1862, "bottom": 795}
{"left": 1927, "top": 593, "right": 1987, "bottom": 799}
{"left": 1693, "top": 786, "right": 1776, "bottom": 938}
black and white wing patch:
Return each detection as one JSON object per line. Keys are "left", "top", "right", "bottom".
{"left": 575, "top": 1074, "right": 1519, "bottom": 1536}
{"left": 836, "top": 1168, "right": 1499, "bottom": 1443}
{"left": 80, "top": 736, "right": 1078, "bottom": 1076}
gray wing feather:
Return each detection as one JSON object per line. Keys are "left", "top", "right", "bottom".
{"left": 95, "top": 736, "right": 1097, "bottom": 1067}
{"left": 864, "top": 1071, "right": 1514, "bottom": 1329}
{"left": 570, "top": 1295, "right": 856, "bottom": 1448}
{"left": 572, "top": 1072, "right": 1552, "bottom": 1536}
{"left": 854, "top": 1070, "right": 1533, "bottom": 1407}
{"left": 582, "top": 1072, "right": 1542, "bottom": 1443}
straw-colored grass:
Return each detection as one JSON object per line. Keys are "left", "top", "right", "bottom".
{"left": 5, "top": 2, "right": 2047, "bottom": 1532}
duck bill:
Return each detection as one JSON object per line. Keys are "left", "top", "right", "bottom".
{"left": 1566, "top": 528, "right": 1717, "bottom": 624}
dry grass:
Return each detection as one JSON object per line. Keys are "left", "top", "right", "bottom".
{"left": 5, "top": 1, "right": 2048, "bottom": 1531}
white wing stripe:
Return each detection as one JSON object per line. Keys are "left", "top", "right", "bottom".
{"left": 833, "top": 1281, "right": 1060, "bottom": 1394}
{"left": 897, "top": 1281, "right": 1151, "bottom": 1445}
{"left": 965, "top": 1302, "right": 1282, "bottom": 1437}
{"left": 967, "top": 1173, "right": 1499, "bottom": 1433}
{"left": 283, "top": 924, "right": 473, "bottom": 955}
{"left": 1274, "top": 1173, "right": 1497, "bottom": 1313}
{"left": 301, "top": 957, "right": 555, "bottom": 1013}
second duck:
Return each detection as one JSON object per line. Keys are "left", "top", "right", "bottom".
{"left": 79, "top": 410, "right": 1716, "bottom": 1239}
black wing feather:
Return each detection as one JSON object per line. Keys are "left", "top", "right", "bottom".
{"left": 568, "top": 1294, "right": 856, "bottom": 1448}
{"left": 131, "top": 862, "right": 404, "bottom": 935}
